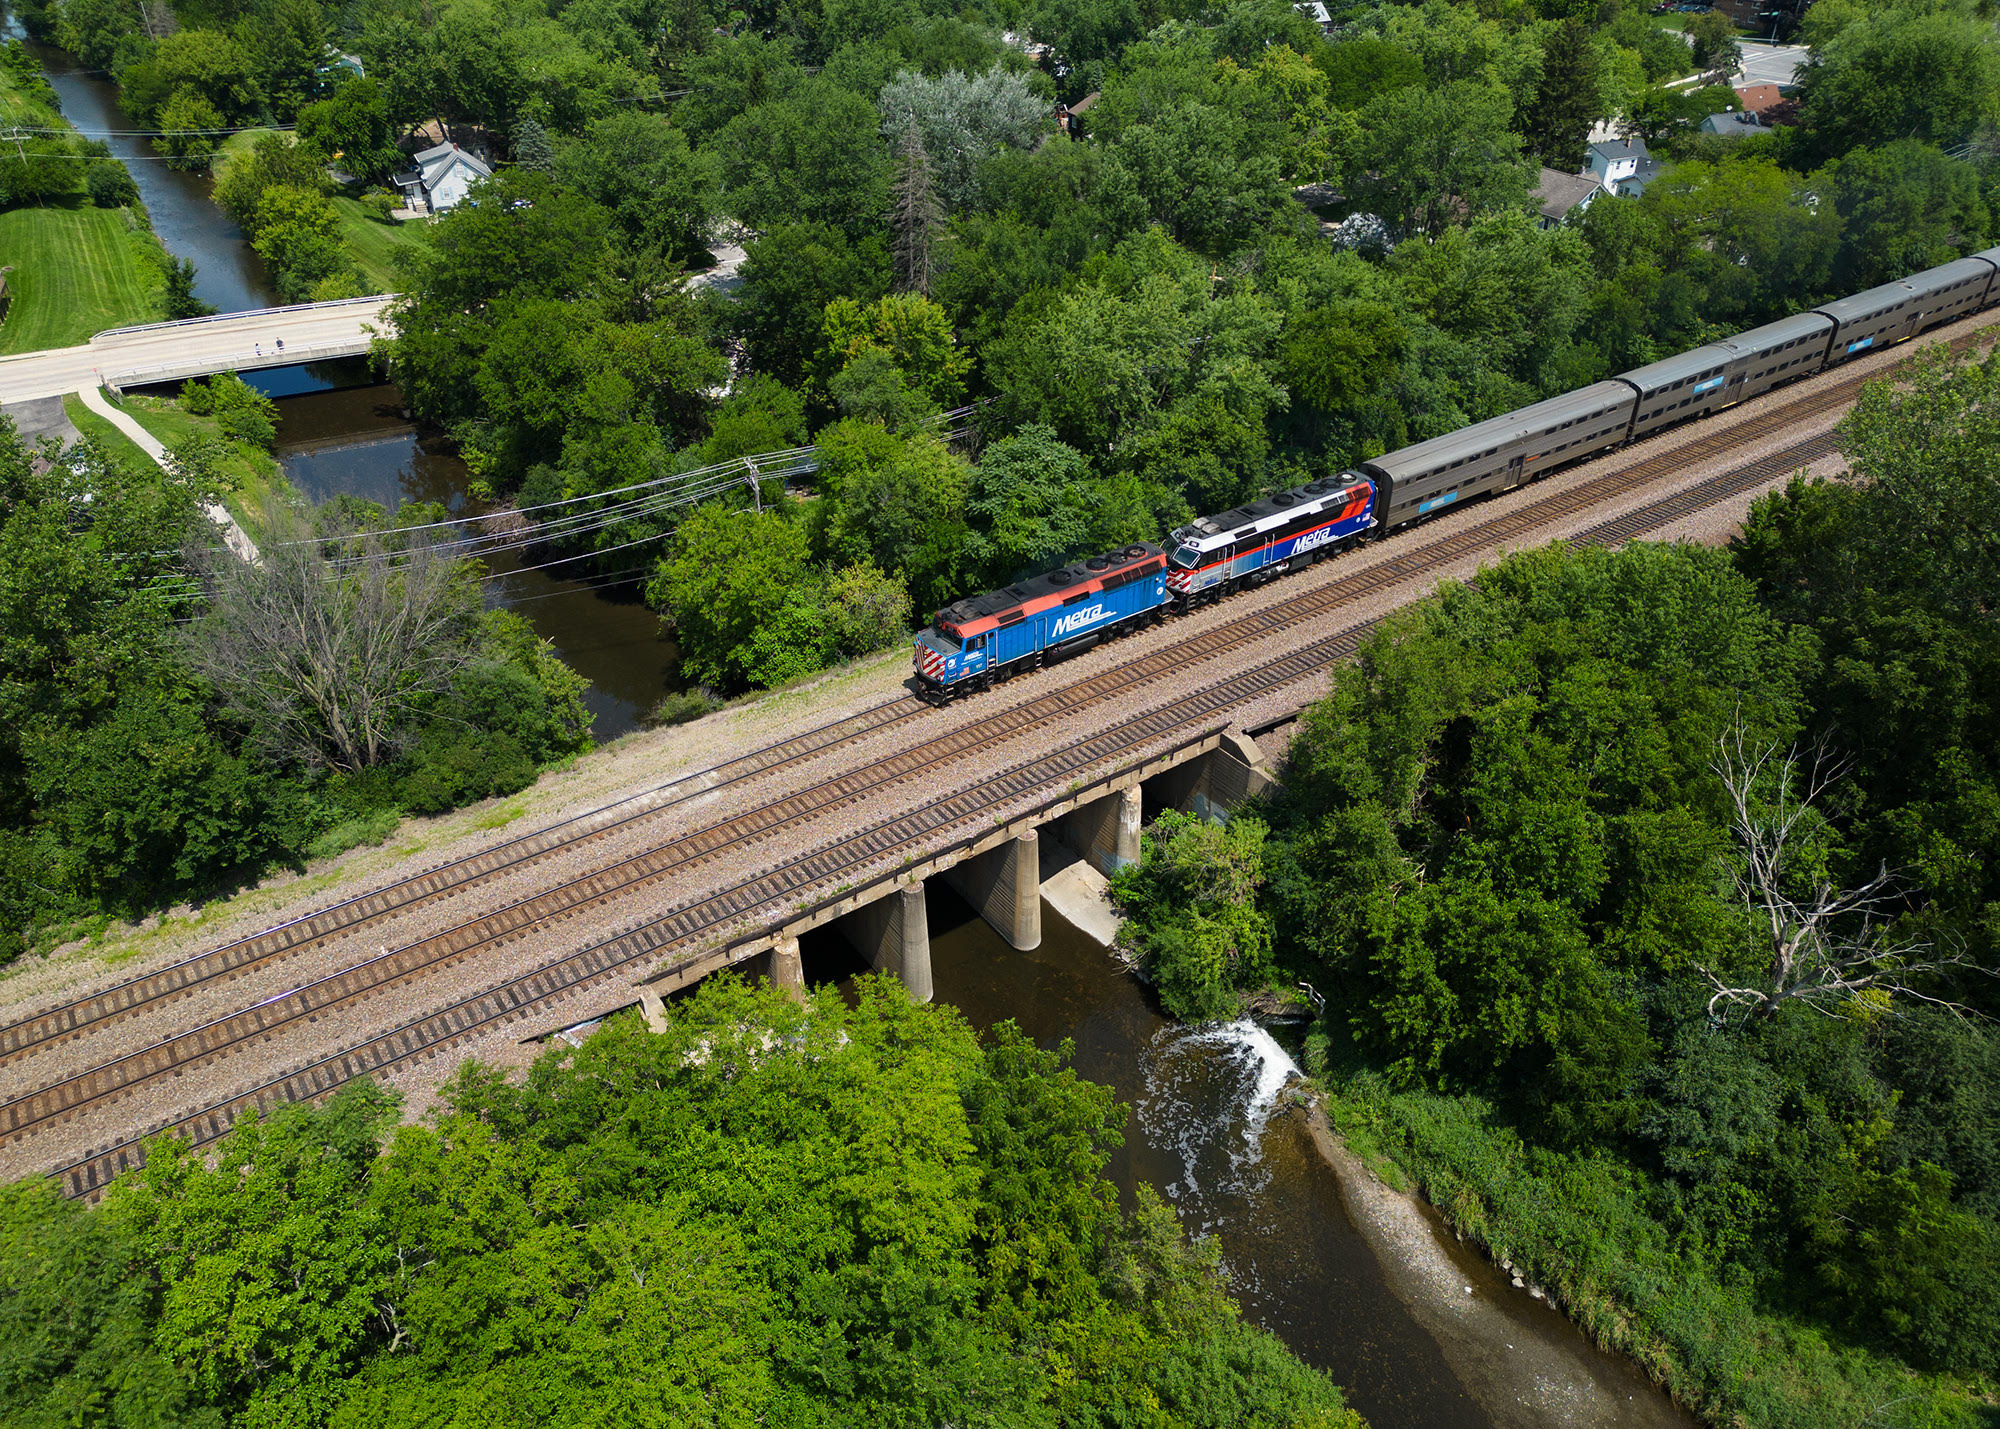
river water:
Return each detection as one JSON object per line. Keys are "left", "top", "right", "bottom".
{"left": 13, "top": 31, "right": 280, "bottom": 315}
{"left": 259, "top": 372, "right": 681, "bottom": 738}
{"left": 802, "top": 892, "right": 1699, "bottom": 1429}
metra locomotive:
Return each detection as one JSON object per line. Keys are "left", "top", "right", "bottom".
{"left": 913, "top": 246, "right": 2000, "bottom": 701}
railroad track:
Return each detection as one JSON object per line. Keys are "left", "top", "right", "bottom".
{"left": 0, "top": 324, "right": 1958, "bottom": 1080}
{"left": 0, "top": 697, "right": 926, "bottom": 1068}
{"left": 0, "top": 381, "right": 1860, "bottom": 1147}
{"left": 26, "top": 319, "right": 1997, "bottom": 1195}
{"left": 45, "top": 417, "right": 1858, "bottom": 1198}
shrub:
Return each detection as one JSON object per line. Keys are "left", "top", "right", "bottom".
{"left": 645, "top": 689, "right": 722, "bottom": 726}
{"left": 84, "top": 159, "right": 139, "bottom": 208}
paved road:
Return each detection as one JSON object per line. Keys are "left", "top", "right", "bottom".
{"left": 1734, "top": 42, "right": 1808, "bottom": 90}
{"left": 0, "top": 296, "right": 394, "bottom": 403}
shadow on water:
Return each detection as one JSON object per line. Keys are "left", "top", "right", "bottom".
{"left": 14, "top": 30, "right": 280, "bottom": 317}
{"left": 801, "top": 888, "right": 1696, "bottom": 1429}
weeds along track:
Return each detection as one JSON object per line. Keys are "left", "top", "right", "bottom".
{"left": 47, "top": 424, "right": 1856, "bottom": 1199}
{"left": 8, "top": 322, "right": 1972, "bottom": 1079}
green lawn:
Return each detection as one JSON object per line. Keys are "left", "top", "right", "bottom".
{"left": 213, "top": 130, "right": 423, "bottom": 294}
{"left": 63, "top": 391, "right": 287, "bottom": 527}
{"left": 0, "top": 201, "right": 165, "bottom": 354}
{"left": 331, "top": 196, "right": 427, "bottom": 294}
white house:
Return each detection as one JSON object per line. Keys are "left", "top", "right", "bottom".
{"left": 393, "top": 142, "right": 492, "bottom": 215}
{"left": 1585, "top": 136, "right": 1664, "bottom": 199}
{"left": 1585, "top": 137, "right": 1649, "bottom": 187}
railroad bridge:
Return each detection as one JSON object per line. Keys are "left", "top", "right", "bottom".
{"left": 633, "top": 719, "right": 1285, "bottom": 1026}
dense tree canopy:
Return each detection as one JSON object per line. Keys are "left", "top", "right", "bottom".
{"left": 0, "top": 980, "right": 1364, "bottom": 1429}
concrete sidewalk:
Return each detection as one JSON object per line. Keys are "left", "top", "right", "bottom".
{"left": 75, "top": 384, "right": 262, "bottom": 563}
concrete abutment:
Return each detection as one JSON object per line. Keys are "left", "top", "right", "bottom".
{"left": 1055, "top": 783, "right": 1141, "bottom": 876}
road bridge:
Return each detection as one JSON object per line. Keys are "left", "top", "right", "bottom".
{"left": 0, "top": 295, "right": 393, "bottom": 402}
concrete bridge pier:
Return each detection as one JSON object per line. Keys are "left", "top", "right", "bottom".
{"left": 765, "top": 934, "right": 805, "bottom": 999}
{"left": 942, "top": 830, "right": 1042, "bottom": 951}
{"left": 1057, "top": 783, "right": 1142, "bottom": 876}
{"left": 837, "top": 883, "right": 933, "bottom": 1002}
{"left": 1147, "top": 728, "right": 1273, "bottom": 822}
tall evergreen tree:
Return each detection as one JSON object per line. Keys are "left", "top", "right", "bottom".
{"left": 1521, "top": 19, "right": 1601, "bottom": 174}
{"left": 510, "top": 115, "right": 557, "bottom": 173}
{"left": 888, "top": 120, "right": 943, "bottom": 297}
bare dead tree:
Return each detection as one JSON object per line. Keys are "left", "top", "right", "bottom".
{"left": 888, "top": 119, "right": 944, "bottom": 297}
{"left": 186, "top": 505, "right": 482, "bottom": 773}
{"left": 1700, "top": 721, "right": 1982, "bottom": 1023}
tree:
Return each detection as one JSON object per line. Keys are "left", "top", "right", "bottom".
{"left": 734, "top": 224, "right": 891, "bottom": 387}
{"left": 887, "top": 120, "right": 944, "bottom": 297}
{"left": 1521, "top": 19, "right": 1601, "bottom": 173}
{"left": 1686, "top": 11, "right": 1742, "bottom": 77}
{"left": 155, "top": 88, "right": 226, "bottom": 172}
{"left": 964, "top": 424, "right": 1098, "bottom": 587}
{"left": 816, "top": 291, "right": 970, "bottom": 410}
{"left": 250, "top": 184, "right": 356, "bottom": 302}
{"left": 234, "top": 0, "right": 330, "bottom": 118}
{"left": 186, "top": 505, "right": 483, "bottom": 771}
{"left": 555, "top": 111, "right": 719, "bottom": 265}
{"left": 809, "top": 423, "right": 970, "bottom": 613}
{"left": 645, "top": 503, "right": 820, "bottom": 690}
{"left": 1796, "top": 7, "right": 2000, "bottom": 159}
{"left": 876, "top": 66, "right": 1046, "bottom": 211}
{"left": 85, "top": 158, "right": 140, "bottom": 208}
{"left": 162, "top": 255, "right": 215, "bottom": 318}
{"left": 713, "top": 77, "right": 893, "bottom": 235}
{"left": 295, "top": 78, "right": 403, "bottom": 183}
{"left": 1698, "top": 724, "right": 1983, "bottom": 1022}
{"left": 1819, "top": 140, "right": 1991, "bottom": 291}
{"left": 214, "top": 131, "right": 328, "bottom": 233}
{"left": 1111, "top": 809, "right": 1275, "bottom": 1021}
{"left": 1353, "top": 80, "right": 1533, "bottom": 238}
{"left": 123, "top": 29, "right": 261, "bottom": 124}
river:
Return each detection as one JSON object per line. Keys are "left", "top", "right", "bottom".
{"left": 258, "top": 371, "right": 683, "bottom": 738}
{"left": 267, "top": 373, "right": 1693, "bottom": 1426}
{"left": 11, "top": 29, "right": 279, "bottom": 314}
{"left": 802, "top": 889, "right": 1699, "bottom": 1429}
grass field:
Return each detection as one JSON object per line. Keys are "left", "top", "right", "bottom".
{"left": 332, "top": 197, "right": 427, "bottom": 293}
{"left": 63, "top": 391, "right": 287, "bottom": 525}
{"left": 0, "top": 202, "right": 165, "bottom": 354}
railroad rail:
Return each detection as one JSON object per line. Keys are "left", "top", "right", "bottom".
{"left": 19, "top": 319, "right": 1996, "bottom": 1197}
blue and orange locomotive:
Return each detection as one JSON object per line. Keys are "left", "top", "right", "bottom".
{"left": 912, "top": 474, "right": 1378, "bottom": 701}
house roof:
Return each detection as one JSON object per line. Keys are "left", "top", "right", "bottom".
{"left": 1588, "top": 136, "right": 1650, "bottom": 165}
{"left": 1617, "top": 158, "right": 1665, "bottom": 196}
{"left": 1733, "top": 83, "right": 1783, "bottom": 114}
{"left": 1533, "top": 167, "right": 1599, "bottom": 221}
{"left": 409, "top": 142, "right": 493, "bottom": 188}
{"left": 1701, "top": 110, "right": 1767, "bottom": 137}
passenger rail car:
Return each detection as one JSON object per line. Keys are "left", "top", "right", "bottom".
{"left": 915, "top": 244, "right": 2000, "bottom": 698}
{"left": 915, "top": 545, "right": 1167, "bottom": 699}
{"left": 1166, "top": 473, "right": 1377, "bottom": 604}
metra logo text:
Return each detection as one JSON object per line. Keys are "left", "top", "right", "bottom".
{"left": 1293, "top": 525, "right": 1335, "bottom": 554}
{"left": 1049, "top": 604, "right": 1107, "bottom": 637}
